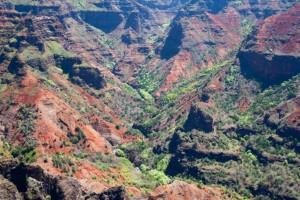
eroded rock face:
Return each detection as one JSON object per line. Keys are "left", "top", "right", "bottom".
{"left": 167, "top": 131, "right": 240, "bottom": 183}
{"left": 14, "top": 5, "right": 60, "bottom": 15}
{"left": 54, "top": 55, "right": 82, "bottom": 74}
{"left": 99, "top": 186, "right": 128, "bottom": 200}
{"left": 70, "top": 65, "right": 107, "bottom": 90}
{"left": 25, "top": 177, "right": 46, "bottom": 200}
{"left": 247, "top": 0, "right": 298, "bottom": 19}
{"left": 0, "top": 158, "right": 129, "bottom": 200}
{"left": 0, "top": 10, "right": 22, "bottom": 49}
{"left": 8, "top": 55, "right": 27, "bottom": 75}
{"left": 265, "top": 96, "right": 300, "bottom": 138}
{"left": 148, "top": 180, "right": 224, "bottom": 200}
{"left": 183, "top": 104, "right": 214, "bottom": 132}
{"left": 160, "top": 22, "right": 183, "bottom": 60}
{"left": 80, "top": 11, "right": 123, "bottom": 34}
{"left": 239, "top": 3, "right": 300, "bottom": 86}
{"left": 57, "top": 178, "right": 84, "bottom": 200}
{"left": 0, "top": 0, "right": 300, "bottom": 199}
{"left": 0, "top": 175, "right": 23, "bottom": 200}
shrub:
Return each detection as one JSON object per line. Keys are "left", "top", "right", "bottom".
{"left": 148, "top": 169, "right": 171, "bottom": 185}
{"left": 67, "top": 127, "right": 86, "bottom": 144}
{"left": 17, "top": 104, "right": 37, "bottom": 136}
{"left": 52, "top": 153, "right": 75, "bottom": 174}
{"left": 115, "top": 149, "right": 125, "bottom": 157}
{"left": 24, "top": 150, "right": 40, "bottom": 163}
{"left": 140, "top": 164, "right": 149, "bottom": 173}
{"left": 115, "top": 124, "right": 121, "bottom": 130}
{"left": 156, "top": 155, "right": 170, "bottom": 172}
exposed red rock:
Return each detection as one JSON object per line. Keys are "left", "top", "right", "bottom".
{"left": 148, "top": 181, "right": 227, "bottom": 200}
{"left": 265, "top": 95, "right": 300, "bottom": 138}
{"left": 0, "top": 0, "right": 300, "bottom": 199}
{"left": 239, "top": 3, "right": 300, "bottom": 85}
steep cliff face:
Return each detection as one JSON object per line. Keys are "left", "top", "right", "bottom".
{"left": 0, "top": 175, "right": 22, "bottom": 200}
{"left": 167, "top": 131, "right": 240, "bottom": 182}
{"left": 1, "top": 0, "right": 300, "bottom": 199}
{"left": 70, "top": 65, "right": 107, "bottom": 90}
{"left": 239, "top": 3, "right": 300, "bottom": 85}
{"left": 265, "top": 96, "right": 300, "bottom": 139}
{"left": 80, "top": 11, "right": 124, "bottom": 34}
{"left": 183, "top": 104, "right": 214, "bottom": 132}
{"left": 0, "top": 158, "right": 129, "bottom": 200}
{"left": 0, "top": 4, "right": 147, "bottom": 197}
{"left": 139, "top": 0, "right": 298, "bottom": 94}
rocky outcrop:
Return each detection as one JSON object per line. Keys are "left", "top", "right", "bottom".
{"left": 14, "top": 5, "right": 60, "bottom": 15}
{"left": 160, "top": 22, "right": 183, "bottom": 60}
{"left": 239, "top": 3, "right": 300, "bottom": 86}
{"left": 125, "top": 12, "right": 140, "bottom": 32}
{"left": 54, "top": 55, "right": 82, "bottom": 74}
{"left": 8, "top": 55, "right": 27, "bottom": 76}
{"left": 247, "top": 0, "right": 298, "bottom": 19}
{"left": 70, "top": 65, "right": 107, "bottom": 90}
{"left": 54, "top": 55, "right": 107, "bottom": 90}
{"left": 0, "top": 175, "right": 23, "bottom": 200}
{"left": 25, "top": 177, "right": 48, "bottom": 200}
{"left": 1, "top": 1, "right": 300, "bottom": 199}
{"left": 265, "top": 96, "right": 300, "bottom": 138}
{"left": 0, "top": 10, "right": 22, "bottom": 49}
{"left": 0, "top": 158, "right": 129, "bottom": 200}
{"left": 80, "top": 11, "right": 123, "bottom": 34}
{"left": 136, "top": 0, "right": 232, "bottom": 13}
{"left": 57, "top": 178, "right": 84, "bottom": 200}
{"left": 148, "top": 180, "right": 225, "bottom": 200}
{"left": 0, "top": 158, "right": 56, "bottom": 199}
{"left": 183, "top": 104, "right": 214, "bottom": 132}
{"left": 99, "top": 186, "right": 128, "bottom": 200}
{"left": 199, "top": 0, "right": 232, "bottom": 14}
{"left": 167, "top": 131, "right": 240, "bottom": 179}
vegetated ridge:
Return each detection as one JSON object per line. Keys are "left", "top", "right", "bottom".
{"left": 0, "top": 0, "right": 299, "bottom": 199}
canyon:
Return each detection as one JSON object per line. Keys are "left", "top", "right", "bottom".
{"left": 0, "top": 0, "right": 299, "bottom": 199}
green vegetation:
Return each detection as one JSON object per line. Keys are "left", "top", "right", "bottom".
{"left": 137, "top": 71, "right": 160, "bottom": 93}
{"left": 8, "top": 105, "right": 40, "bottom": 163}
{"left": 12, "top": 144, "right": 39, "bottom": 163}
{"left": 0, "top": 139, "right": 12, "bottom": 158}
{"left": 125, "top": 128, "right": 143, "bottom": 137}
{"left": 119, "top": 157, "right": 156, "bottom": 191}
{"left": 67, "top": 127, "right": 86, "bottom": 144}
{"left": 67, "top": 0, "right": 89, "bottom": 10}
{"left": 249, "top": 75, "right": 299, "bottom": 114}
{"left": 0, "top": 83, "right": 8, "bottom": 96}
{"left": 45, "top": 41, "right": 74, "bottom": 57}
{"left": 131, "top": 60, "right": 300, "bottom": 199}
{"left": 156, "top": 155, "right": 170, "bottom": 172}
{"left": 52, "top": 153, "right": 76, "bottom": 174}
{"left": 241, "top": 19, "right": 252, "bottom": 36}
{"left": 17, "top": 104, "right": 37, "bottom": 136}
{"left": 0, "top": 1, "right": 299, "bottom": 199}
{"left": 225, "top": 65, "right": 238, "bottom": 85}
{"left": 20, "top": 46, "right": 42, "bottom": 60}
{"left": 73, "top": 151, "right": 170, "bottom": 192}
{"left": 105, "top": 61, "right": 116, "bottom": 70}
{"left": 147, "top": 169, "right": 171, "bottom": 184}
{"left": 107, "top": 78, "right": 141, "bottom": 100}
{"left": 159, "top": 60, "right": 232, "bottom": 106}
{"left": 139, "top": 89, "right": 155, "bottom": 103}
{"left": 119, "top": 141, "right": 172, "bottom": 185}
{"left": 115, "top": 149, "right": 126, "bottom": 157}
{"left": 87, "top": 153, "right": 119, "bottom": 172}
{"left": 8, "top": 0, "right": 99, "bottom": 11}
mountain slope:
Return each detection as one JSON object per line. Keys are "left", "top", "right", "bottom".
{"left": 0, "top": 0, "right": 300, "bottom": 199}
